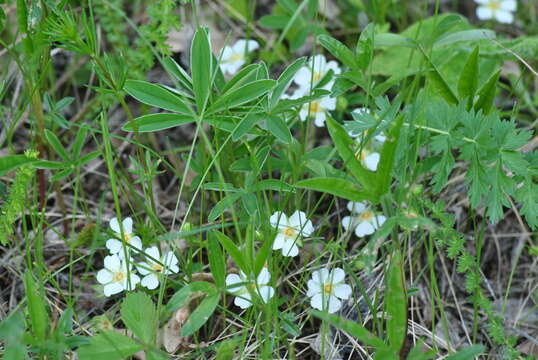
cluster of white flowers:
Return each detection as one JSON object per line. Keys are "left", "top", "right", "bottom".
{"left": 474, "top": 0, "right": 516, "bottom": 24}
{"left": 342, "top": 201, "right": 386, "bottom": 237}
{"left": 97, "top": 217, "right": 179, "bottom": 296}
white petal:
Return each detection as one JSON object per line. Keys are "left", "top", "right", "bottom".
{"left": 355, "top": 221, "right": 376, "bottom": 237}
{"left": 311, "top": 55, "right": 327, "bottom": 72}
{"left": 330, "top": 268, "right": 346, "bottom": 284}
{"left": 299, "top": 107, "right": 309, "bottom": 121}
{"left": 314, "top": 112, "right": 326, "bottom": 127}
{"left": 234, "top": 293, "right": 252, "bottom": 309}
{"left": 256, "top": 267, "right": 271, "bottom": 285}
{"left": 129, "top": 236, "right": 143, "bottom": 251}
{"left": 495, "top": 9, "right": 513, "bottom": 23}
{"left": 364, "top": 153, "right": 380, "bottom": 171}
{"left": 325, "top": 60, "right": 341, "bottom": 75}
{"left": 327, "top": 296, "right": 342, "bottom": 313}
{"left": 476, "top": 6, "right": 493, "bottom": 20}
{"left": 333, "top": 283, "right": 352, "bottom": 300}
{"left": 500, "top": 0, "right": 516, "bottom": 11}
{"left": 109, "top": 217, "right": 120, "bottom": 233}
{"left": 320, "top": 96, "right": 336, "bottom": 110}
{"left": 294, "top": 67, "right": 313, "bottom": 88}
{"left": 310, "top": 293, "right": 324, "bottom": 311}
{"left": 258, "top": 286, "right": 274, "bottom": 303}
{"left": 341, "top": 216, "right": 355, "bottom": 232}
{"left": 106, "top": 239, "right": 122, "bottom": 254}
{"left": 104, "top": 255, "right": 121, "bottom": 272}
{"left": 124, "top": 273, "right": 140, "bottom": 290}
{"left": 374, "top": 215, "right": 387, "bottom": 227}
{"left": 281, "top": 241, "right": 299, "bottom": 257}
{"left": 312, "top": 268, "right": 329, "bottom": 283}
{"left": 347, "top": 201, "right": 366, "bottom": 214}
{"left": 122, "top": 217, "right": 133, "bottom": 234}
{"left": 300, "top": 220, "right": 315, "bottom": 237}
{"left": 227, "top": 60, "right": 244, "bottom": 75}
{"left": 143, "top": 246, "right": 160, "bottom": 261}
{"left": 104, "top": 282, "right": 124, "bottom": 297}
{"left": 96, "top": 269, "right": 112, "bottom": 284}
{"left": 272, "top": 233, "right": 287, "bottom": 250}
{"left": 307, "top": 279, "right": 321, "bottom": 297}
{"left": 225, "top": 274, "right": 243, "bottom": 290}
{"left": 220, "top": 46, "right": 233, "bottom": 62}
{"left": 233, "top": 39, "right": 259, "bottom": 53}
{"left": 289, "top": 210, "right": 307, "bottom": 228}
{"left": 163, "top": 252, "right": 179, "bottom": 270}
{"left": 270, "top": 211, "right": 288, "bottom": 228}
{"left": 167, "top": 264, "right": 179, "bottom": 274}
{"left": 141, "top": 274, "right": 160, "bottom": 290}
{"left": 136, "top": 261, "right": 151, "bottom": 275}
{"left": 474, "top": 0, "right": 489, "bottom": 4}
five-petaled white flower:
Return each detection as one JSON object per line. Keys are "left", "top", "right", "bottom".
{"left": 270, "top": 210, "right": 314, "bottom": 257}
{"left": 294, "top": 54, "right": 341, "bottom": 91}
{"left": 307, "top": 267, "right": 352, "bottom": 313}
{"left": 356, "top": 147, "right": 381, "bottom": 172}
{"left": 342, "top": 201, "right": 386, "bottom": 237}
{"left": 299, "top": 93, "right": 336, "bottom": 128}
{"left": 96, "top": 254, "right": 140, "bottom": 297}
{"left": 106, "top": 217, "right": 143, "bottom": 256}
{"left": 474, "top": 0, "right": 516, "bottom": 24}
{"left": 219, "top": 39, "right": 260, "bottom": 75}
{"left": 225, "top": 268, "right": 275, "bottom": 309}
{"left": 137, "top": 246, "right": 179, "bottom": 290}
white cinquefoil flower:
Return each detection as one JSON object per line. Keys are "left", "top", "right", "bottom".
{"left": 137, "top": 246, "right": 179, "bottom": 290}
{"left": 474, "top": 0, "right": 516, "bottom": 24}
{"left": 307, "top": 267, "right": 352, "bottom": 313}
{"left": 293, "top": 54, "right": 341, "bottom": 91}
{"left": 96, "top": 254, "right": 140, "bottom": 297}
{"left": 219, "top": 39, "right": 260, "bottom": 75}
{"left": 342, "top": 201, "right": 386, "bottom": 237}
{"left": 225, "top": 268, "right": 275, "bottom": 309}
{"left": 270, "top": 210, "right": 314, "bottom": 257}
{"left": 105, "top": 217, "right": 143, "bottom": 256}
{"left": 298, "top": 93, "right": 336, "bottom": 127}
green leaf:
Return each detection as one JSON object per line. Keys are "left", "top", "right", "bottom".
{"left": 0, "top": 311, "right": 27, "bottom": 360}
{"left": 166, "top": 282, "right": 217, "bottom": 313}
{"left": 207, "top": 80, "right": 276, "bottom": 114}
{"left": 259, "top": 14, "right": 289, "bottom": 29}
{"left": 162, "top": 57, "right": 193, "bottom": 91}
{"left": 208, "top": 193, "right": 242, "bottom": 222}
{"left": 252, "top": 179, "right": 294, "bottom": 192}
{"left": 77, "top": 331, "right": 144, "bottom": 360}
{"left": 295, "top": 177, "right": 373, "bottom": 202}
{"left": 191, "top": 28, "right": 213, "bottom": 113}
{"left": 265, "top": 115, "right": 292, "bottom": 144}
{"left": 386, "top": 252, "right": 407, "bottom": 352}
{"left": 207, "top": 235, "right": 226, "bottom": 288}
{"left": 311, "top": 310, "right": 386, "bottom": 349}
{"left": 326, "top": 116, "right": 376, "bottom": 195}
{"left": 374, "top": 113, "right": 404, "bottom": 198}
{"left": 457, "top": 46, "right": 479, "bottom": 103}
{"left": 373, "top": 33, "right": 417, "bottom": 48}
{"left": 122, "top": 113, "right": 195, "bottom": 132}
{"left": 24, "top": 272, "right": 49, "bottom": 342}
{"left": 181, "top": 294, "right": 220, "bottom": 336}
{"left": 232, "top": 113, "right": 263, "bottom": 141}
{"left": 0, "top": 155, "right": 37, "bottom": 176}
{"left": 445, "top": 345, "right": 485, "bottom": 360}
{"left": 215, "top": 338, "right": 239, "bottom": 360}
{"left": 72, "top": 126, "right": 89, "bottom": 158}
{"left": 474, "top": 70, "right": 500, "bottom": 114}
{"left": 124, "top": 80, "right": 192, "bottom": 115}
{"left": 270, "top": 57, "right": 306, "bottom": 109}
{"left": 45, "top": 129, "right": 69, "bottom": 161}
{"left": 121, "top": 292, "right": 157, "bottom": 344}
{"left": 318, "top": 34, "right": 358, "bottom": 70}
{"left": 434, "top": 29, "right": 495, "bottom": 47}
{"left": 211, "top": 230, "right": 249, "bottom": 272}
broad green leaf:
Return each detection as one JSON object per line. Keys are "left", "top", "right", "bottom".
{"left": 208, "top": 193, "right": 242, "bottom": 222}
{"left": 24, "top": 272, "right": 48, "bottom": 342}
{"left": 162, "top": 57, "right": 193, "bottom": 91}
{"left": 191, "top": 28, "right": 213, "bottom": 113}
{"left": 207, "top": 235, "right": 226, "bottom": 288}
{"left": 270, "top": 57, "right": 306, "bottom": 109}
{"left": 326, "top": 116, "right": 376, "bottom": 195}
{"left": 373, "top": 33, "right": 417, "bottom": 48}
{"left": 318, "top": 35, "right": 358, "bottom": 71}
{"left": 207, "top": 80, "right": 276, "bottom": 114}
{"left": 259, "top": 14, "right": 289, "bottom": 29}
{"left": 124, "top": 80, "right": 192, "bottom": 115}
{"left": 211, "top": 230, "right": 248, "bottom": 272}
{"left": 311, "top": 310, "right": 386, "bottom": 349}
{"left": 215, "top": 338, "right": 239, "bottom": 360}
{"left": 78, "top": 151, "right": 101, "bottom": 165}
{"left": 77, "top": 331, "right": 144, "bottom": 360}
{"left": 122, "top": 113, "right": 195, "bottom": 132}
{"left": 72, "top": 126, "right": 89, "bottom": 158}
{"left": 434, "top": 29, "right": 495, "bottom": 48}
{"left": 252, "top": 179, "right": 294, "bottom": 192}
{"left": 0, "top": 311, "right": 26, "bottom": 360}
{"left": 373, "top": 348, "right": 399, "bottom": 360}
{"left": 33, "top": 160, "right": 65, "bottom": 169}
{"left": 220, "top": 64, "right": 260, "bottom": 94}
{"left": 445, "top": 345, "right": 485, "bottom": 360}
{"left": 121, "top": 292, "right": 157, "bottom": 344}
{"left": 241, "top": 192, "right": 258, "bottom": 215}
{"left": 374, "top": 113, "right": 404, "bottom": 197}
{"left": 181, "top": 294, "right": 220, "bottom": 336}
{"left": 386, "top": 252, "right": 407, "bottom": 352}
{"left": 265, "top": 115, "right": 292, "bottom": 144}
{"left": 474, "top": 70, "right": 500, "bottom": 114}
{"left": 232, "top": 113, "right": 263, "bottom": 141}
{"left": 295, "top": 177, "right": 372, "bottom": 202}
{"left": 426, "top": 66, "right": 458, "bottom": 105}
{"left": 0, "top": 155, "right": 37, "bottom": 176}
{"left": 166, "top": 282, "right": 217, "bottom": 313}
{"left": 45, "top": 130, "right": 69, "bottom": 161}
{"left": 457, "top": 46, "right": 479, "bottom": 103}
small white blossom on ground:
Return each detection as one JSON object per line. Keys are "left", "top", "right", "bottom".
{"left": 298, "top": 92, "right": 336, "bottom": 127}
{"left": 137, "top": 246, "right": 179, "bottom": 290}
{"left": 96, "top": 254, "right": 140, "bottom": 297}
{"left": 106, "top": 217, "right": 143, "bottom": 256}
{"left": 270, "top": 210, "right": 315, "bottom": 257}
{"left": 219, "top": 39, "right": 260, "bottom": 75}
{"left": 293, "top": 54, "right": 341, "bottom": 91}
{"left": 341, "top": 201, "right": 386, "bottom": 237}
{"left": 307, "top": 267, "right": 352, "bottom": 313}
{"left": 474, "top": 0, "right": 516, "bottom": 23}
{"left": 356, "top": 148, "right": 381, "bottom": 171}
{"left": 225, "top": 267, "right": 275, "bottom": 309}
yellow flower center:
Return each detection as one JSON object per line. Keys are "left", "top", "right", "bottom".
{"left": 359, "top": 210, "right": 374, "bottom": 221}
{"left": 323, "top": 283, "right": 333, "bottom": 294}
{"left": 312, "top": 72, "right": 322, "bottom": 83}
{"left": 308, "top": 101, "right": 321, "bottom": 114}
{"left": 152, "top": 263, "right": 164, "bottom": 272}
{"left": 487, "top": 1, "right": 501, "bottom": 11}
{"left": 281, "top": 226, "right": 297, "bottom": 239}
{"left": 112, "top": 271, "right": 126, "bottom": 282}
{"left": 230, "top": 53, "right": 243, "bottom": 63}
